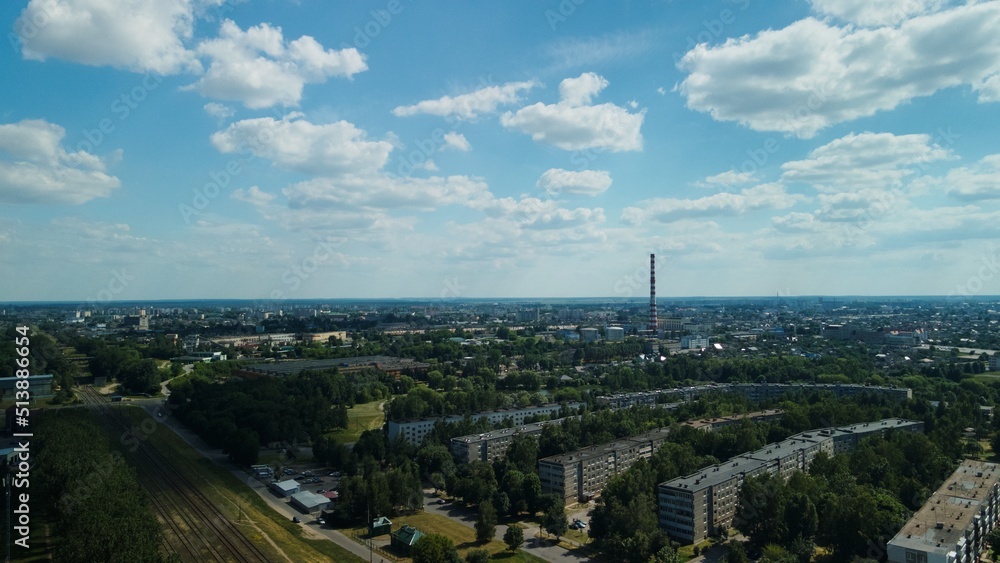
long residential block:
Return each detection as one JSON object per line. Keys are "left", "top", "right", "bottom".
{"left": 388, "top": 402, "right": 585, "bottom": 446}
{"left": 657, "top": 418, "right": 924, "bottom": 544}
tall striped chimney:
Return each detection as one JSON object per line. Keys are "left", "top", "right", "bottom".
{"left": 649, "top": 253, "right": 657, "bottom": 334}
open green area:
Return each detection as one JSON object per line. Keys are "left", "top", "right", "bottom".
{"left": 344, "top": 511, "right": 548, "bottom": 562}
{"left": 116, "top": 407, "right": 365, "bottom": 563}
{"left": 326, "top": 399, "right": 387, "bottom": 443}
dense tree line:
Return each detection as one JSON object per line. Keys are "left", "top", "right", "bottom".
{"left": 33, "top": 409, "right": 168, "bottom": 562}
{"left": 167, "top": 369, "right": 389, "bottom": 464}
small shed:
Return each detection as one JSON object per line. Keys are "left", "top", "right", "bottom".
{"left": 391, "top": 525, "right": 424, "bottom": 555}
{"left": 369, "top": 516, "right": 392, "bottom": 537}
{"left": 269, "top": 479, "right": 299, "bottom": 497}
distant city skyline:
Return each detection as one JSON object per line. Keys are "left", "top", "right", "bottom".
{"left": 3, "top": 1, "right": 1000, "bottom": 300}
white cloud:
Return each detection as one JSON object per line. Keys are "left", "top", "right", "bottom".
{"left": 780, "top": 132, "right": 953, "bottom": 192}
{"left": 622, "top": 183, "right": 803, "bottom": 224}
{"left": 698, "top": 170, "right": 757, "bottom": 188}
{"left": 558, "top": 72, "right": 608, "bottom": 107}
{"left": 809, "top": 0, "right": 945, "bottom": 27}
{"left": 501, "top": 73, "right": 644, "bottom": 151}
{"left": 15, "top": 0, "right": 200, "bottom": 74}
{"left": 231, "top": 185, "right": 275, "bottom": 208}
{"left": 913, "top": 154, "right": 1000, "bottom": 200}
{"left": 442, "top": 132, "right": 471, "bottom": 152}
{"left": 283, "top": 175, "right": 492, "bottom": 211}
{"left": 678, "top": 3, "right": 1000, "bottom": 137}
{"left": 211, "top": 114, "right": 393, "bottom": 177}
{"left": 186, "top": 20, "right": 366, "bottom": 108}
{"left": 392, "top": 80, "right": 538, "bottom": 120}
{"left": 203, "top": 102, "right": 234, "bottom": 120}
{"left": 0, "top": 119, "right": 121, "bottom": 204}
{"left": 545, "top": 29, "right": 656, "bottom": 70}
{"left": 536, "top": 168, "right": 612, "bottom": 197}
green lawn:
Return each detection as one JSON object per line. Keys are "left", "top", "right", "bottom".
{"left": 343, "top": 512, "right": 547, "bottom": 562}
{"left": 326, "top": 399, "right": 387, "bottom": 443}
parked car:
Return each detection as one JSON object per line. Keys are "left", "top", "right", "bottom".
{"left": 292, "top": 516, "right": 300, "bottom": 523}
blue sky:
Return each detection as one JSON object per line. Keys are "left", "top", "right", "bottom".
{"left": 3, "top": 0, "right": 1000, "bottom": 302}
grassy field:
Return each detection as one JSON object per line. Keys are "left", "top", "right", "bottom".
{"left": 344, "top": 512, "right": 548, "bottom": 562}
{"left": 116, "top": 407, "right": 365, "bottom": 563}
{"left": 326, "top": 399, "right": 386, "bottom": 443}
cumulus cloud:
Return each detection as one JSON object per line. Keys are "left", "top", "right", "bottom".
{"left": 780, "top": 132, "right": 953, "bottom": 192}
{"left": 0, "top": 119, "right": 121, "bottom": 204}
{"left": 203, "top": 102, "right": 234, "bottom": 120}
{"left": 678, "top": 3, "right": 1000, "bottom": 137}
{"left": 621, "top": 183, "right": 804, "bottom": 224}
{"left": 501, "top": 72, "right": 644, "bottom": 151}
{"left": 185, "top": 20, "right": 366, "bottom": 108}
{"left": 698, "top": 170, "right": 757, "bottom": 188}
{"left": 231, "top": 185, "right": 276, "bottom": 208}
{"left": 15, "top": 0, "right": 201, "bottom": 74}
{"left": 558, "top": 72, "right": 608, "bottom": 106}
{"left": 809, "top": 0, "right": 945, "bottom": 27}
{"left": 283, "top": 175, "right": 492, "bottom": 211}
{"left": 913, "top": 154, "right": 1000, "bottom": 201}
{"left": 442, "top": 132, "right": 471, "bottom": 152}
{"left": 211, "top": 114, "right": 393, "bottom": 176}
{"left": 536, "top": 168, "right": 612, "bottom": 197}
{"left": 392, "top": 80, "right": 538, "bottom": 120}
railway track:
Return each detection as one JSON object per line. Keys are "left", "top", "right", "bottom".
{"left": 78, "top": 386, "right": 272, "bottom": 562}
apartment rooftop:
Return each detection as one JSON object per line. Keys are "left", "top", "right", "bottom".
{"left": 665, "top": 454, "right": 773, "bottom": 492}
{"left": 889, "top": 460, "right": 1000, "bottom": 556}
{"left": 539, "top": 426, "right": 675, "bottom": 467}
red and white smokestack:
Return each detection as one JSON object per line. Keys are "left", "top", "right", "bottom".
{"left": 649, "top": 253, "right": 657, "bottom": 334}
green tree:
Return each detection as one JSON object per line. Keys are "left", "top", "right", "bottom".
{"left": 503, "top": 525, "right": 524, "bottom": 551}
{"left": 649, "top": 545, "right": 682, "bottom": 563}
{"left": 475, "top": 500, "right": 497, "bottom": 543}
{"left": 543, "top": 503, "right": 568, "bottom": 541}
{"left": 988, "top": 528, "right": 1000, "bottom": 562}
{"left": 412, "top": 533, "right": 458, "bottom": 563}
{"left": 465, "top": 548, "right": 490, "bottom": 563}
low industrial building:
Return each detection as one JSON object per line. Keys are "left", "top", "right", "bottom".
{"left": 657, "top": 418, "right": 923, "bottom": 544}
{"left": 290, "top": 491, "right": 329, "bottom": 514}
{"left": 370, "top": 516, "right": 392, "bottom": 537}
{"left": 887, "top": 460, "right": 1000, "bottom": 563}
{"left": 0, "top": 374, "right": 54, "bottom": 400}
{"left": 269, "top": 479, "right": 299, "bottom": 497}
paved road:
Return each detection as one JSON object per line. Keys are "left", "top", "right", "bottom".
{"left": 421, "top": 490, "right": 596, "bottom": 562}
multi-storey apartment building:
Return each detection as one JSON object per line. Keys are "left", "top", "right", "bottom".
{"left": 657, "top": 418, "right": 924, "bottom": 544}
{"left": 597, "top": 383, "right": 912, "bottom": 408}
{"left": 387, "top": 402, "right": 585, "bottom": 446}
{"left": 450, "top": 419, "right": 563, "bottom": 464}
{"left": 539, "top": 427, "right": 674, "bottom": 505}
{"left": 887, "top": 460, "right": 1000, "bottom": 563}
